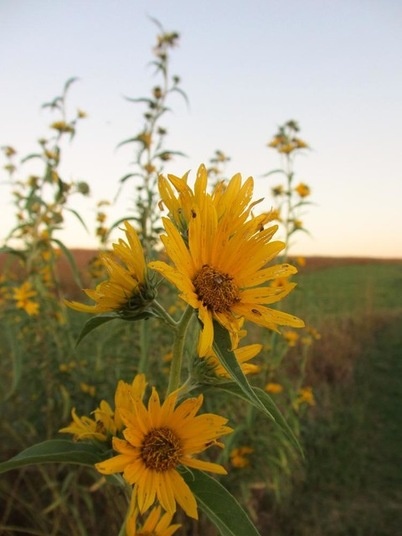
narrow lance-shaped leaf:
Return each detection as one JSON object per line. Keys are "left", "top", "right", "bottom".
{"left": 216, "top": 382, "right": 303, "bottom": 457}
{"left": 64, "top": 207, "right": 90, "bottom": 233}
{"left": 212, "top": 321, "right": 274, "bottom": 419}
{"left": 51, "top": 237, "right": 83, "bottom": 288}
{"left": 74, "top": 314, "right": 120, "bottom": 346}
{"left": 183, "top": 469, "right": 261, "bottom": 536}
{"left": 0, "top": 439, "right": 107, "bottom": 474}
{"left": 261, "top": 168, "right": 287, "bottom": 178}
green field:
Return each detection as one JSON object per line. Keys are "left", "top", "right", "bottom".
{"left": 1, "top": 259, "right": 401, "bottom": 535}
{"left": 268, "top": 261, "right": 402, "bottom": 536}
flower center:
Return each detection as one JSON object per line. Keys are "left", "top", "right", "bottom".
{"left": 193, "top": 264, "right": 240, "bottom": 313}
{"left": 141, "top": 427, "right": 183, "bottom": 472}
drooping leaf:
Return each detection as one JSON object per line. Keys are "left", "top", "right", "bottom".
{"left": 0, "top": 439, "right": 107, "bottom": 474}
{"left": 107, "top": 216, "right": 137, "bottom": 235}
{"left": 0, "top": 245, "right": 26, "bottom": 262}
{"left": 213, "top": 321, "right": 272, "bottom": 418}
{"left": 183, "top": 469, "right": 261, "bottom": 536}
{"left": 261, "top": 168, "right": 287, "bottom": 178}
{"left": 216, "top": 382, "right": 303, "bottom": 456}
{"left": 20, "top": 152, "right": 43, "bottom": 163}
{"left": 62, "top": 76, "right": 79, "bottom": 97}
{"left": 123, "top": 96, "right": 153, "bottom": 105}
{"left": 74, "top": 314, "right": 120, "bottom": 346}
{"left": 116, "top": 136, "right": 144, "bottom": 149}
{"left": 64, "top": 207, "right": 90, "bottom": 233}
{"left": 212, "top": 322, "right": 303, "bottom": 455}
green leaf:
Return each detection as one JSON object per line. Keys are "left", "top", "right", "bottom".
{"left": 183, "top": 469, "right": 261, "bottom": 536}
{"left": 0, "top": 245, "right": 26, "bottom": 262}
{"left": 123, "top": 96, "right": 153, "bottom": 105}
{"left": 108, "top": 216, "right": 137, "bottom": 235}
{"left": 217, "top": 383, "right": 303, "bottom": 456}
{"left": 213, "top": 321, "right": 271, "bottom": 418}
{"left": 0, "top": 439, "right": 106, "bottom": 474}
{"left": 116, "top": 136, "right": 144, "bottom": 149}
{"left": 75, "top": 314, "right": 120, "bottom": 346}
{"left": 64, "top": 207, "right": 90, "bottom": 233}
{"left": 20, "top": 152, "right": 43, "bottom": 163}
{"left": 63, "top": 76, "right": 79, "bottom": 97}
{"left": 118, "top": 172, "right": 140, "bottom": 184}
{"left": 261, "top": 168, "right": 287, "bottom": 178}
{"left": 3, "top": 321, "right": 23, "bottom": 400}
{"left": 212, "top": 322, "right": 303, "bottom": 456}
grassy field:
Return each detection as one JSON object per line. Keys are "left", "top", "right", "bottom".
{"left": 262, "top": 260, "right": 402, "bottom": 535}
{"left": 1, "top": 256, "right": 401, "bottom": 535}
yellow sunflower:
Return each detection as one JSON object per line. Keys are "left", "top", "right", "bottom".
{"left": 59, "top": 374, "right": 147, "bottom": 442}
{"left": 65, "top": 221, "right": 155, "bottom": 317}
{"left": 150, "top": 167, "right": 304, "bottom": 356}
{"left": 59, "top": 403, "right": 113, "bottom": 442}
{"left": 159, "top": 164, "right": 271, "bottom": 238}
{"left": 95, "top": 377, "right": 232, "bottom": 519}
{"left": 125, "top": 501, "right": 181, "bottom": 536}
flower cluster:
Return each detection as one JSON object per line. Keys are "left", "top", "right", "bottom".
{"left": 62, "top": 163, "right": 305, "bottom": 532}
{"left": 61, "top": 373, "right": 232, "bottom": 527}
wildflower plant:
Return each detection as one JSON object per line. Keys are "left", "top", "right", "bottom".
{"left": 0, "top": 80, "right": 91, "bottom": 423}
{"left": 265, "top": 119, "right": 313, "bottom": 262}
{"left": 111, "top": 18, "right": 187, "bottom": 256}
{"left": 1, "top": 164, "right": 305, "bottom": 535}
{"left": 1, "top": 78, "right": 89, "bottom": 306}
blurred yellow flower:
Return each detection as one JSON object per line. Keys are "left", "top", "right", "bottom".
{"left": 308, "top": 325, "right": 321, "bottom": 340}
{"left": 2, "top": 145, "right": 16, "bottom": 157}
{"left": 50, "top": 120, "right": 74, "bottom": 134}
{"left": 12, "top": 281, "right": 39, "bottom": 316}
{"left": 80, "top": 382, "right": 96, "bottom": 397}
{"left": 265, "top": 382, "right": 284, "bottom": 394}
{"left": 295, "top": 386, "right": 316, "bottom": 407}
{"left": 294, "top": 182, "right": 311, "bottom": 198}
{"left": 271, "top": 184, "right": 284, "bottom": 197}
{"left": 138, "top": 131, "right": 152, "bottom": 148}
{"left": 283, "top": 330, "right": 300, "bottom": 347}
{"left": 230, "top": 446, "right": 254, "bottom": 468}
{"left": 296, "top": 256, "right": 306, "bottom": 267}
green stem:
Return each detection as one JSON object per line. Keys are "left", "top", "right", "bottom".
{"left": 138, "top": 318, "right": 150, "bottom": 374}
{"left": 167, "top": 305, "right": 194, "bottom": 395}
{"left": 151, "top": 299, "right": 179, "bottom": 329}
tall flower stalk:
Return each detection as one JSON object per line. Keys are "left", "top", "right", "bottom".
{"left": 112, "top": 19, "right": 187, "bottom": 257}
{"left": 265, "top": 119, "right": 312, "bottom": 262}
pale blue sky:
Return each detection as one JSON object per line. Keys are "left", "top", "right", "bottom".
{"left": 1, "top": 0, "right": 402, "bottom": 258}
